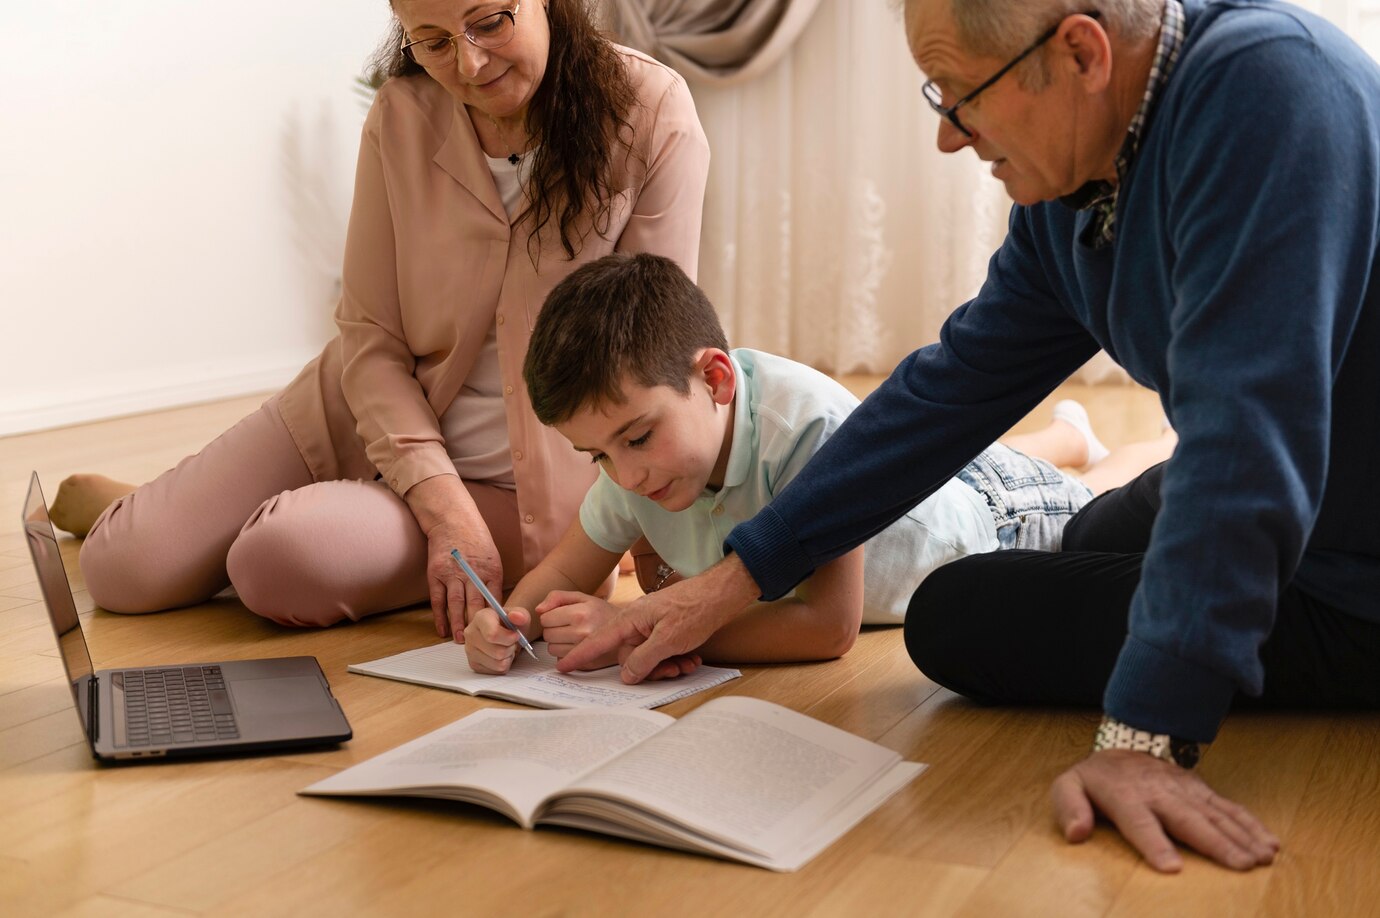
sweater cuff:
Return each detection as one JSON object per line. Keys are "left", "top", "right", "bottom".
{"left": 378, "top": 445, "right": 459, "bottom": 497}
{"left": 723, "top": 507, "right": 813, "bottom": 601}
{"left": 1103, "top": 636, "right": 1237, "bottom": 743}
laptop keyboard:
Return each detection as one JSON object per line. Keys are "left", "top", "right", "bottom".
{"left": 121, "top": 665, "right": 239, "bottom": 746}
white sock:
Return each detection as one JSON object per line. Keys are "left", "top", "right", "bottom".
{"left": 1052, "top": 399, "right": 1110, "bottom": 468}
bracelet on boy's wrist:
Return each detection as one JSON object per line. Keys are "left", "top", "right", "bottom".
{"left": 1093, "top": 715, "right": 1203, "bottom": 769}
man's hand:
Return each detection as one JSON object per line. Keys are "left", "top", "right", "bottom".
{"left": 1051, "top": 749, "right": 1279, "bottom": 872}
{"left": 557, "top": 554, "right": 760, "bottom": 682}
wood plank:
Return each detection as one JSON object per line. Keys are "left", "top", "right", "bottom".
{"left": 55, "top": 895, "right": 193, "bottom": 918}
{"left": 958, "top": 827, "right": 1136, "bottom": 918}
{"left": 0, "top": 554, "right": 32, "bottom": 574}
{"left": 1277, "top": 715, "right": 1380, "bottom": 860}
{"left": 106, "top": 790, "right": 383, "bottom": 913}
{"left": 0, "top": 593, "right": 41, "bottom": 614}
{"left": 0, "top": 563, "right": 41, "bottom": 592}
{"left": 0, "top": 854, "right": 35, "bottom": 904}
{"left": 0, "top": 708, "right": 89, "bottom": 771}
{"left": 806, "top": 855, "right": 987, "bottom": 917}
{"left": 864, "top": 694, "right": 1105, "bottom": 870}
{"left": 0, "top": 595, "right": 51, "bottom": 624}
{"left": 1258, "top": 715, "right": 1380, "bottom": 918}
{"left": 0, "top": 757, "right": 337, "bottom": 915}
{"left": 796, "top": 626, "right": 940, "bottom": 742}
{"left": 1257, "top": 852, "right": 1380, "bottom": 918}
{"left": 0, "top": 675, "right": 75, "bottom": 732}
{"left": 0, "top": 583, "right": 43, "bottom": 603}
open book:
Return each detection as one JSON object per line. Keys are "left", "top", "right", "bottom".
{"left": 300, "top": 696, "right": 924, "bottom": 871}
{"left": 348, "top": 641, "right": 740, "bottom": 710}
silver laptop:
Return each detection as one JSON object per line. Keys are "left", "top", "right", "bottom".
{"left": 22, "top": 472, "right": 352, "bottom": 761}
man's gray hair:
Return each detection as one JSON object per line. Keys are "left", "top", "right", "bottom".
{"left": 952, "top": 0, "right": 1164, "bottom": 87}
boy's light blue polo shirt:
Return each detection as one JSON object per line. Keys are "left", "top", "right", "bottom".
{"left": 578, "top": 349, "right": 997, "bottom": 623}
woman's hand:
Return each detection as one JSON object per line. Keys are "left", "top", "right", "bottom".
{"left": 536, "top": 591, "right": 621, "bottom": 663}
{"left": 404, "top": 475, "right": 504, "bottom": 642}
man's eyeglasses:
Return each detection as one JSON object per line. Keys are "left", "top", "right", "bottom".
{"left": 922, "top": 11, "right": 1101, "bottom": 138}
{"left": 402, "top": 2, "right": 522, "bottom": 67}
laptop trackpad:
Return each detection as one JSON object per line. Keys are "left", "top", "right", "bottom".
{"left": 230, "top": 676, "right": 330, "bottom": 717}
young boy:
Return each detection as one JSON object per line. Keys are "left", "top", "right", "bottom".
{"left": 463, "top": 254, "right": 1170, "bottom": 674}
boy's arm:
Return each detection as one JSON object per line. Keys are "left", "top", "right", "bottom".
{"left": 693, "top": 545, "right": 864, "bottom": 664}
{"left": 465, "top": 517, "right": 623, "bottom": 674}
{"left": 505, "top": 518, "right": 625, "bottom": 635}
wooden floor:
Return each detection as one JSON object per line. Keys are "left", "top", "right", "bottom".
{"left": 1, "top": 385, "right": 1377, "bottom": 917}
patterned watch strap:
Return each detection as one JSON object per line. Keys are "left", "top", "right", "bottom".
{"left": 1093, "top": 715, "right": 1173, "bottom": 760}
{"left": 1093, "top": 715, "right": 1204, "bottom": 768}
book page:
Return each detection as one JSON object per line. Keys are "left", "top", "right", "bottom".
{"left": 556, "top": 696, "right": 914, "bottom": 865}
{"left": 300, "top": 707, "right": 672, "bottom": 827}
{"left": 349, "top": 641, "right": 740, "bottom": 710}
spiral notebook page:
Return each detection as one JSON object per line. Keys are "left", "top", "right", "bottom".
{"left": 348, "top": 641, "right": 740, "bottom": 710}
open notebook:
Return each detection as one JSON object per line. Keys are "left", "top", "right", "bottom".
{"left": 300, "top": 696, "right": 925, "bottom": 871}
{"left": 348, "top": 641, "right": 739, "bottom": 710}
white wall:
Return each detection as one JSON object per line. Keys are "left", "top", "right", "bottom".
{"left": 0, "top": 0, "right": 392, "bottom": 435}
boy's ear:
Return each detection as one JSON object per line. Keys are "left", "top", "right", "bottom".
{"left": 694, "top": 348, "right": 736, "bottom": 407}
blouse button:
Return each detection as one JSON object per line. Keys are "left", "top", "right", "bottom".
{"left": 513, "top": 450, "right": 523, "bottom": 461}
{"left": 713, "top": 505, "right": 725, "bottom": 516}
{"left": 524, "top": 514, "right": 535, "bottom": 524}
{"left": 504, "top": 385, "right": 513, "bottom": 395}
{"left": 496, "top": 314, "right": 506, "bottom": 326}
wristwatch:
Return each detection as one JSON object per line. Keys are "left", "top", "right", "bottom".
{"left": 1093, "top": 715, "right": 1203, "bottom": 769}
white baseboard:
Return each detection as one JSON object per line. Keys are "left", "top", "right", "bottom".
{"left": 0, "top": 363, "right": 308, "bottom": 437}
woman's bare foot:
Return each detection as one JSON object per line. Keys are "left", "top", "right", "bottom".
{"left": 49, "top": 474, "right": 137, "bottom": 537}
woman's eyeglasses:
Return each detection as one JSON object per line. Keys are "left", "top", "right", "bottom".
{"left": 401, "top": 2, "right": 522, "bottom": 67}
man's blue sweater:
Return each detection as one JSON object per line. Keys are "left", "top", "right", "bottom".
{"left": 726, "top": 0, "right": 1380, "bottom": 741}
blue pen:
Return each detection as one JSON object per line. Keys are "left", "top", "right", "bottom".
{"left": 449, "top": 548, "right": 538, "bottom": 662}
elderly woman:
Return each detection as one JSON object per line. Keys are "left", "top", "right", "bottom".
{"left": 64, "top": 0, "right": 709, "bottom": 639}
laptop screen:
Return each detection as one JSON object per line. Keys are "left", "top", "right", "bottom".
{"left": 23, "top": 473, "right": 96, "bottom": 735}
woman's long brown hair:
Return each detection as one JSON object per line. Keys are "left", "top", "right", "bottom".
{"left": 369, "top": 1, "right": 639, "bottom": 262}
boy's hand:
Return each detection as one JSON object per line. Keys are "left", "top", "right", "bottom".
{"left": 463, "top": 607, "right": 533, "bottom": 675}
{"left": 537, "top": 591, "right": 619, "bottom": 664}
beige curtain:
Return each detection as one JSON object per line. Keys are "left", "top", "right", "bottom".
{"left": 597, "top": 0, "right": 826, "bottom": 86}
{"left": 682, "top": 0, "right": 1017, "bottom": 377}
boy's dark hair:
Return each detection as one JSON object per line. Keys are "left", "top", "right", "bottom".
{"left": 524, "top": 253, "right": 729, "bottom": 426}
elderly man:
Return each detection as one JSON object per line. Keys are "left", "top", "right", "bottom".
{"left": 560, "top": 0, "right": 1380, "bottom": 872}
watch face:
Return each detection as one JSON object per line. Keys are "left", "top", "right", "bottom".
{"left": 1170, "top": 738, "right": 1201, "bottom": 769}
